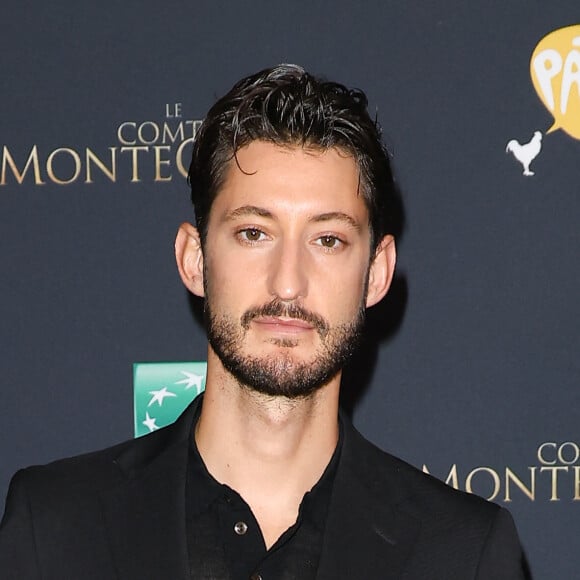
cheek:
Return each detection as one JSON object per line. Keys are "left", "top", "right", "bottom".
{"left": 203, "top": 255, "right": 263, "bottom": 315}
{"left": 315, "top": 265, "right": 369, "bottom": 321}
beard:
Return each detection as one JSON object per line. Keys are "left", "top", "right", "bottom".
{"left": 206, "top": 297, "right": 365, "bottom": 399}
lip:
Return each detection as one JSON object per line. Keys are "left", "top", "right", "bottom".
{"left": 252, "top": 316, "right": 315, "bottom": 333}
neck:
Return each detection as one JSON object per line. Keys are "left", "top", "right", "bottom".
{"left": 195, "top": 347, "right": 341, "bottom": 547}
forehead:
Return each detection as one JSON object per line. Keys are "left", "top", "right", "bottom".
{"left": 210, "top": 141, "right": 368, "bottom": 221}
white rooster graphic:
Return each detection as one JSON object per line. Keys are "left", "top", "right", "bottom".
{"left": 505, "top": 131, "right": 543, "bottom": 176}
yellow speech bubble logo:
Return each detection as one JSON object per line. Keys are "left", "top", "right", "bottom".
{"left": 531, "top": 24, "right": 580, "bottom": 139}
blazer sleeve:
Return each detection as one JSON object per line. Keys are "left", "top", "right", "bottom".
{"left": 475, "top": 506, "right": 528, "bottom": 580}
{"left": 0, "top": 469, "right": 41, "bottom": 579}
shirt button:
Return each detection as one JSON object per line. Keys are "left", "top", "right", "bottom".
{"left": 234, "top": 521, "right": 248, "bottom": 535}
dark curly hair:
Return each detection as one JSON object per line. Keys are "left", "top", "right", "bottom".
{"left": 188, "top": 64, "right": 397, "bottom": 250}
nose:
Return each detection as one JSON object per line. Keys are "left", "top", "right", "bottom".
{"left": 267, "top": 238, "right": 308, "bottom": 301}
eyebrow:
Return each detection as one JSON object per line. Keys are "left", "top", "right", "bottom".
{"left": 309, "top": 212, "right": 361, "bottom": 231}
{"left": 223, "top": 205, "right": 274, "bottom": 221}
{"left": 222, "top": 205, "right": 361, "bottom": 230}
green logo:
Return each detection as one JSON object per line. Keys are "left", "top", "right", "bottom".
{"left": 133, "top": 361, "right": 207, "bottom": 437}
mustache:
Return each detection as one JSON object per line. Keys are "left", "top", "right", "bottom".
{"left": 241, "top": 299, "right": 330, "bottom": 337}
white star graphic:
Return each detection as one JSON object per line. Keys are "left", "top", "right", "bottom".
{"left": 142, "top": 412, "right": 159, "bottom": 432}
{"left": 175, "top": 371, "right": 204, "bottom": 391}
{"left": 147, "top": 386, "right": 178, "bottom": 407}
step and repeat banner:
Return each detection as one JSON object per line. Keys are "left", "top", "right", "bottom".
{"left": 1, "top": 2, "right": 578, "bottom": 578}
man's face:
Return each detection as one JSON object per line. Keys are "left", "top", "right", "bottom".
{"left": 200, "top": 140, "right": 381, "bottom": 398}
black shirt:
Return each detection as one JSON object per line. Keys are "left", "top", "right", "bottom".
{"left": 185, "top": 411, "right": 342, "bottom": 580}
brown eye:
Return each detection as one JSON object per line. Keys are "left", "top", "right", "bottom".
{"left": 239, "top": 228, "right": 265, "bottom": 242}
{"left": 320, "top": 235, "right": 338, "bottom": 248}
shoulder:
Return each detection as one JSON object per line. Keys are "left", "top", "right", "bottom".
{"left": 8, "top": 423, "right": 175, "bottom": 507}
{"left": 333, "top": 419, "right": 526, "bottom": 578}
{"left": 343, "top": 419, "right": 506, "bottom": 525}
{"left": 9, "top": 395, "right": 199, "bottom": 501}
{"left": 9, "top": 436, "right": 136, "bottom": 505}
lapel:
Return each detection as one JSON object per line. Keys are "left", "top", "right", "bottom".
{"left": 97, "top": 397, "right": 420, "bottom": 579}
{"left": 316, "top": 417, "right": 421, "bottom": 580}
{"left": 99, "top": 396, "right": 202, "bottom": 580}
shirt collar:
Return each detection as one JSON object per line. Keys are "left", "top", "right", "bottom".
{"left": 186, "top": 397, "right": 343, "bottom": 531}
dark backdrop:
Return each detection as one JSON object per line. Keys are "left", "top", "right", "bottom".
{"left": 1, "top": 2, "right": 579, "bottom": 578}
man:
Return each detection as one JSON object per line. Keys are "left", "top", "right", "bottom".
{"left": 0, "top": 64, "right": 526, "bottom": 579}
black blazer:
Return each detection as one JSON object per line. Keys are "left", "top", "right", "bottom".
{"left": 0, "top": 396, "right": 526, "bottom": 579}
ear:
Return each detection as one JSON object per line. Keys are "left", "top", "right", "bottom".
{"left": 365, "top": 235, "right": 396, "bottom": 308}
{"left": 175, "top": 222, "right": 205, "bottom": 297}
